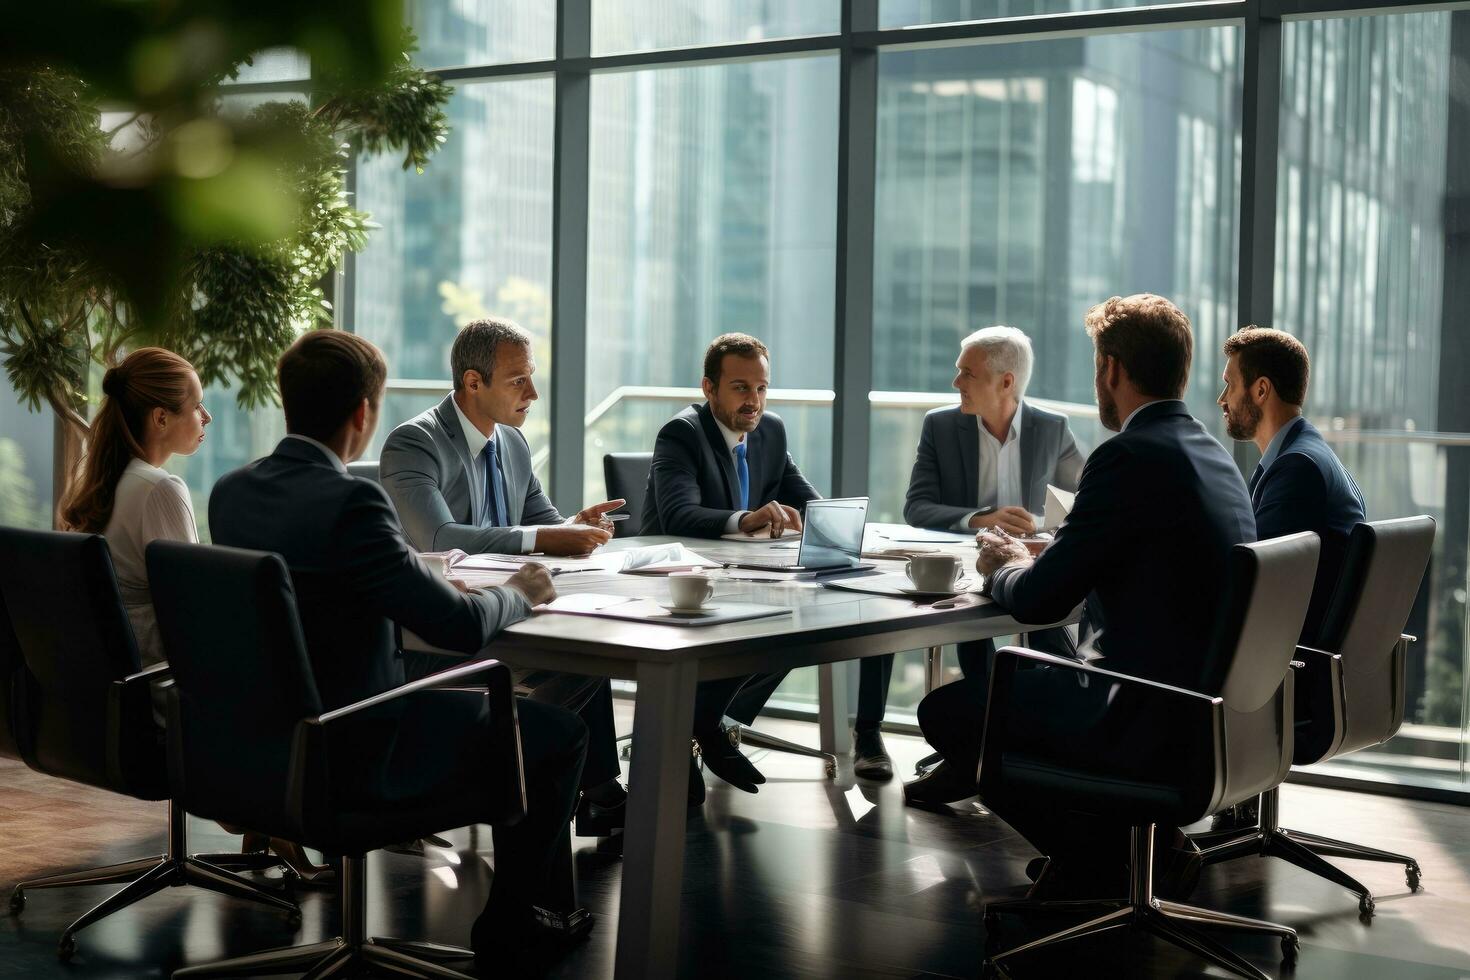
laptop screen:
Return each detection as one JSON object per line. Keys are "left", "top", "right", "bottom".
{"left": 796, "top": 498, "right": 868, "bottom": 569}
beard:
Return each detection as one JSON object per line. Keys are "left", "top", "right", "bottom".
{"left": 1224, "top": 398, "right": 1262, "bottom": 441}
{"left": 1096, "top": 375, "right": 1121, "bottom": 432}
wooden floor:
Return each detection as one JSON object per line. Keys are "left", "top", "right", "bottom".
{"left": 3, "top": 709, "right": 1469, "bottom": 979}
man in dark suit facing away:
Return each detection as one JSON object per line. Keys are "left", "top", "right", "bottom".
{"left": 1212, "top": 325, "right": 1366, "bottom": 831}
{"left": 643, "top": 333, "right": 819, "bottom": 800}
{"left": 863, "top": 326, "right": 1085, "bottom": 780}
{"left": 905, "top": 294, "right": 1256, "bottom": 901}
{"left": 210, "top": 331, "right": 586, "bottom": 974}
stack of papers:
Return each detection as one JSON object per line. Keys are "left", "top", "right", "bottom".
{"left": 618, "top": 543, "right": 721, "bottom": 575}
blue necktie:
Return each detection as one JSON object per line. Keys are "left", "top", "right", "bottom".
{"left": 483, "top": 439, "right": 507, "bottom": 527}
{"left": 734, "top": 442, "right": 750, "bottom": 511}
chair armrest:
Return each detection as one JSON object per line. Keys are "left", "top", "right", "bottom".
{"left": 978, "top": 646, "right": 1225, "bottom": 812}
{"left": 119, "top": 662, "right": 172, "bottom": 687}
{"left": 992, "top": 647, "right": 1221, "bottom": 706}
{"left": 1401, "top": 633, "right": 1417, "bottom": 646}
{"left": 315, "top": 659, "right": 512, "bottom": 725}
{"left": 288, "top": 658, "right": 527, "bottom": 838}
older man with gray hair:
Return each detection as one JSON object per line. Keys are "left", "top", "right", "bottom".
{"left": 855, "top": 325, "right": 1088, "bottom": 784}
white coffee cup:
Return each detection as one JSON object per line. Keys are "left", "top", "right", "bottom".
{"left": 906, "top": 553, "right": 962, "bottom": 592}
{"left": 668, "top": 572, "right": 716, "bottom": 609}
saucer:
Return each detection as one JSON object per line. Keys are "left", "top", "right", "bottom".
{"left": 659, "top": 602, "right": 718, "bottom": 616}
{"left": 895, "top": 581, "right": 971, "bottom": 599}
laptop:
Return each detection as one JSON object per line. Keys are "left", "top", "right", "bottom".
{"left": 725, "top": 497, "right": 875, "bottom": 574}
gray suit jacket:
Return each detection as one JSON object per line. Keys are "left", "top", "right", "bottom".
{"left": 380, "top": 394, "right": 562, "bottom": 554}
{"left": 903, "top": 402, "right": 1084, "bottom": 530}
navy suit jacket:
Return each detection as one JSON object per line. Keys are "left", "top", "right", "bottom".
{"left": 903, "top": 402, "right": 1085, "bottom": 529}
{"left": 209, "top": 437, "right": 530, "bottom": 713}
{"left": 1251, "top": 417, "right": 1365, "bottom": 644}
{"left": 642, "top": 402, "right": 820, "bottom": 538}
{"left": 990, "top": 400, "right": 1256, "bottom": 693}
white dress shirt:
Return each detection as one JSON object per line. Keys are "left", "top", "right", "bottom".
{"left": 104, "top": 458, "right": 199, "bottom": 670}
{"left": 450, "top": 399, "right": 538, "bottom": 553}
{"left": 713, "top": 414, "right": 752, "bottom": 533}
{"left": 955, "top": 404, "right": 1025, "bottom": 529}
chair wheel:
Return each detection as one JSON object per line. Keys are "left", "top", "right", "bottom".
{"left": 824, "top": 762, "right": 837, "bottom": 779}
{"left": 8, "top": 890, "right": 23, "bottom": 913}
{"left": 57, "top": 934, "right": 76, "bottom": 960}
{"left": 1406, "top": 866, "right": 1422, "bottom": 891}
{"left": 1281, "top": 935, "right": 1300, "bottom": 963}
{"left": 1359, "top": 894, "right": 1375, "bottom": 918}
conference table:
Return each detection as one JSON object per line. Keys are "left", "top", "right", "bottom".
{"left": 404, "top": 523, "right": 1075, "bottom": 980}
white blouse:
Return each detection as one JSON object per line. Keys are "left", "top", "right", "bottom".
{"left": 103, "top": 457, "right": 199, "bottom": 669}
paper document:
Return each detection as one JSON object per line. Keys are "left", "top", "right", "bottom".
{"left": 876, "top": 527, "right": 977, "bottom": 545}
{"left": 1043, "top": 485, "right": 1076, "bottom": 531}
{"left": 619, "top": 543, "right": 721, "bottom": 574}
{"left": 453, "top": 552, "right": 626, "bottom": 575}
{"left": 545, "top": 594, "right": 639, "bottom": 613}
{"left": 720, "top": 527, "right": 802, "bottom": 542}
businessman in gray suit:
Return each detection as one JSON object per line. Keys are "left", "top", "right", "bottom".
{"left": 857, "top": 327, "right": 1084, "bottom": 777}
{"left": 380, "top": 318, "right": 630, "bottom": 837}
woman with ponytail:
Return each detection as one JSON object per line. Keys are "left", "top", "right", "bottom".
{"left": 59, "top": 347, "right": 211, "bottom": 671}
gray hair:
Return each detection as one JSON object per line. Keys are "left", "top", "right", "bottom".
{"left": 960, "top": 325, "right": 1033, "bottom": 397}
{"left": 451, "top": 317, "right": 532, "bottom": 390}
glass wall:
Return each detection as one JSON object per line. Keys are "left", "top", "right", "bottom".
{"left": 868, "top": 27, "right": 1242, "bottom": 524}
{"left": 583, "top": 54, "right": 840, "bottom": 505}
{"left": 0, "top": 378, "right": 54, "bottom": 531}
{"left": 1273, "top": 11, "right": 1469, "bottom": 790}
{"left": 354, "top": 77, "right": 556, "bottom": 481}
{"left": 593, "top": 1, "right": 839, "bottom": 54}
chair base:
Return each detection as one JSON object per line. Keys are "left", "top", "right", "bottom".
{"left": 8, "top": 802, "right": 299, "bottom": 960}
{"left": 172, "top": 935, "right": 476, "bottom": 979}
{"left": 1192, "top": 789, "right": 1422, "bottom": 918}
{"left": 984, "top": 824, "right": 1297, "bottom": 980}
{"left": 728, "top": 724, "right": 838, "bottom": 778}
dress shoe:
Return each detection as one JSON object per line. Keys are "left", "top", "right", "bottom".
{"left": 902, "top": 760, "right": 976, "bottom": 809}
{"left": 1209, "top": 796, "right": 1260, "bottom": 833}
{"left": 852, "top": 727, "right": 894, "bottom": 781}
{"left": 574, "top": 794, "right": 626, "bottom": 838}
{"left": 472, "top": 909, "right": 593, "bottom": 979}
{"left": 694, "top": 732, "right": 763, "bottom": 793}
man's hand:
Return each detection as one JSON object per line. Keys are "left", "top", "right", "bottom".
{"left": 504, "top": 562, "right": 556, "bottom": 606}
{"left": 571, "top": 498, "right": 627, "bottom": 531}
{"left": 976, "top": 530, "right": 1032, "bottom": 577}
{"left": 969, "top": 506, "right": 1036, "bottom": 535}
{"left": 534, "top": 525, "right": 611, "bottom": 557}
{"left": 738, "top": 501, "right": 804, "bottom": 538}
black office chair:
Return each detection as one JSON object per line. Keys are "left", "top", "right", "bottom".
{"left": 148, "top": 540, "right": 528, "bottom": 979}
{"left": 0, "top": 588, "right": 25, "bottom": 762}
{"left": 347, "top": 459, "right": 381, "bottom": 484}
{"left": 1192, "top": 516, "right": 1436, "bottom": 916}
{"left": 0, "top": 527, "right": 297, "bottom": 960}
{"left": 602, "top": 451, "right": 651, "bottom": 537}
{"left": 979, "top": 532, "right": 1320, "bottom": 980}
{"left": 601, "top": 451, "right": 839, "bottom": 775}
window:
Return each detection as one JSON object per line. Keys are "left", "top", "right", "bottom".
{"left": 0, "top": 380, "right": 54, "bottom": 531}
{"left": 354, "top": 77, "right": 556, "bottom": 479}
{"left": 881, "top": 0, "right": 1165, "bottom": 29}
{"left": 583, "top": 55, "right": 840, "bottom": 505}
{"left": 1275, "top": 11, "right": 1469, "bottom": 790}
{"left": 408, "top": 0, "right": 555, "bottom": 69}
{"left": 869, "top": 28, "right": 1242, "bottom": 525}
{"left": 593, "top": 2, "right": 839, "bottom": 55}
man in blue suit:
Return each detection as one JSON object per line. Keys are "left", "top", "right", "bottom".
{"left": 905, "top": 294, "right": 1255, "bottom": 900}
{"left": 210, "top": 331, "right": 585, "bottom": 973}
{"left": 1218, "top": 325, "right": 1365, "bottom": 644}
{"left": 643, "top": 333, "right": 819, "bottom": 800}
{"left": 1213, "top": 325, "right": 1366, "bottom": 831}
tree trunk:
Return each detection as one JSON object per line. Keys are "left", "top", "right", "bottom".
{"left": 46, "top": 393, "right": 91, "bottom": 530}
